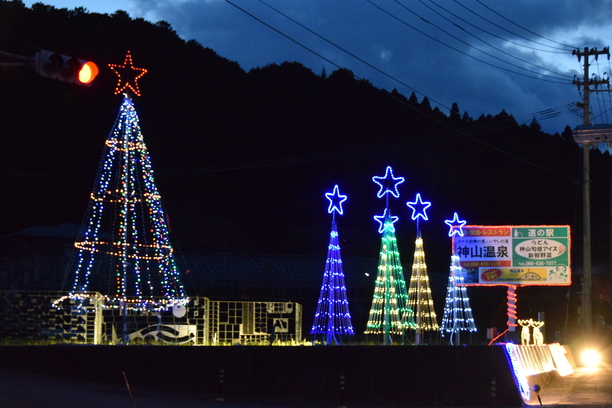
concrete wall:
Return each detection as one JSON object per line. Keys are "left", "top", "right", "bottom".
{"left": 0, "top": 345, "right": 523, "bottom": 407}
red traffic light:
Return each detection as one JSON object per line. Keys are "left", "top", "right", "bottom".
{"left": 33, "top": 50, "right": 98, "bottom": 86}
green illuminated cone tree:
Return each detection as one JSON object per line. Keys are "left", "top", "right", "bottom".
{"left": 365, "top": 166, "right": 416, "bottom": 344}
{"left": 365, "top": 209, "right": 416, "bottom": 343}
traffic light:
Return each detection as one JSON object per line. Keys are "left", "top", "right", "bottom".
{"left": 33, "top": 50, "right": 99, "bottom": 86}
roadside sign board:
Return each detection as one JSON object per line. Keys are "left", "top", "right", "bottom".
{"left": 453, "top": 225, "right": 571, "bottom": 286}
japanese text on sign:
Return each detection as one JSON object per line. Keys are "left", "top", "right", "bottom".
{"left": 453, "top": 226, "right": 571, "bottom": 286}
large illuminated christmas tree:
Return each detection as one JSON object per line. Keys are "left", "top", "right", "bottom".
{"left": 58, "top": 51, "right": 188, "bottom": 312}
{"left": 311, "top": 185, "right": 354, "bottom": 344}
{"left": 365, "top": 166, "right": 415, "bottom": 344}
{"left": 441, "top": 213, "right": 476, "bottom": 344}
{"left": 406, "top": 193, "right": 438, "bottom": 344}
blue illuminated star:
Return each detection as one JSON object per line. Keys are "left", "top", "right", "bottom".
{"left": 445, "top": 212, "right": 467, "bottom": 237}
{"left": 325, "top": 185, "right": 347, "bottom": 215}
{"left": 373, "top": 208, "right": 399, "bottom": 234}
{"left": 372, "top": 166, "right": 405, "bottom": 198}
{"left": 406, "top": 193, "right": 431, "bottom": 221}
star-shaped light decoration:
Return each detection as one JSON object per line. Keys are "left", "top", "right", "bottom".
{"left": 109, "top": 50, "right": 148, "bottom": 97}
{"left": 325, "top": 184, "right": 347, "bottom": 215}
{"left": 373, "top": 208, "right": 399, "bottom": 234}
{"left": 406, "top": 193, "right": 431, "bottom": 221}
{"left": 444, "top": 212, "right": 467, "bottom": 237}
{"left": 372, "top": 166, "right": 405, "bottom": 198}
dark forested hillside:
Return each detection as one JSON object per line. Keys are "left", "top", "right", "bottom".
{"left": 0, "top": 1, "right": 610, "bottom": 284}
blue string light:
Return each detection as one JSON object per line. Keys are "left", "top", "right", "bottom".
{"left": 372, "top": 166, "right": 405, "bottom": 198}
{"left": 325, "top": 184, "right": 347, "bottom": 215}
{"left": 373, "top": 208, "right": 399, "bottom": 234}
{"left": 445, "top": 212, "right": 467, "bottom": 237}
{"left": 311, "top": 186, "right": 354, "bottom": 344}
{"left": 406, "top": 193, "right": 431, "bottom": 221}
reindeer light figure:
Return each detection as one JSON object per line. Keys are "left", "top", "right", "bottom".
{"left": 531, "top": 320, "right": 545, "bottom": 345}
{"left": 518, "top": 319, "right": 533, "bottom": 345}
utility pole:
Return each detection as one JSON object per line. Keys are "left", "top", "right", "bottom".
{"left": 572, "top": 46, "right": 610, "bottom": 338}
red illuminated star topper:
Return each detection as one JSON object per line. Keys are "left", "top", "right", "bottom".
{"left": 108, "top": 51, "right": 147, "bottom": 97}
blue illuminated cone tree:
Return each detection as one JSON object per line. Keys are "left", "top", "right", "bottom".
{"left": 311, "top": 185, "right": 354, "bottom": 344}
{"left": 406, "top": 193, "right": 439, "bottom": 344}
{"left": 365, "top": 167, "right": 415, "bottom": 344}
{"left": 441, "top": 213, "right": 476, "bottom": 344}
{"left": 58, "top": 53, "right": 187, "bottom": 312}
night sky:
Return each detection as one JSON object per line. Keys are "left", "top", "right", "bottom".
{"left": 22, "top": 0, "right": 612, "bottom": 135}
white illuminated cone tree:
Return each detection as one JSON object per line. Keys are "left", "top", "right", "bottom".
{"left": 441, "top": 213, "right": 476, "bottom": 344}
{"left": 441, "top": 255, "right": 477, "bottom": 344}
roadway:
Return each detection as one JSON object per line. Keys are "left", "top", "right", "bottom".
{"left": 1, "top": 364, "right": 611, "bottom": 407}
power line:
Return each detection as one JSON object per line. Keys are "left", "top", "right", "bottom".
{"left": 224, "top": 0, "right": 578, "bottom": 182}
{"left": 428, "top": 0, "right": 568, "bottom": 54}
{"left": 593, "top": 58, "right": 612, "bottom": 124}
{"left": 224, "top": 0, "right": 459, "bottom": 133}
{"left": 444, "top": 0, "right": 582, "bottom": 112}
{"left": 255, "top": 0, "right": 573, "bottom": 129}
{"left": 474, "top": 0, "right": 577, "bottom": 50}
{"left": 224, "top": 1, "right": 342, "bottom": 75}
{"left": 154, "top": 114, "right": 578, "bottom": 183}
{"left": 577, "top": 56, "right": 612, "bottom": 125}
{"left": 368, "top": 1, "right": 570, "bottom": 84}
{"left": 232, "top": 0, "right": 576, "bottom": 132}
{"left": 396, "top": 0, "right": 572, "bottom": 80}
{"left": 255, "top": 0, "right": 449, "bottom": 110}
{"left": 0, "top": 26, "right": 40, "bottom": 54}
{"left": 455, "top": 0, "right": 575, "bottom": 51}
